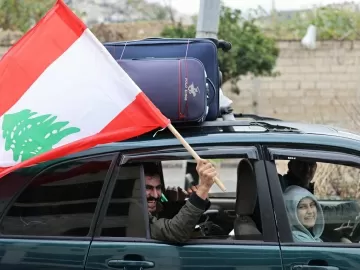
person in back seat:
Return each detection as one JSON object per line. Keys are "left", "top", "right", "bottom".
{"left": 280, "top": 160, "right": 316, "bottom": 193}
{"left": 145, "top": 159, "right": 214, "bottom": 243}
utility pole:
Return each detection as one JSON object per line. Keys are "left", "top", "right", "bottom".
{"left": 271, "top": 0, "right": 276, "bottom": 26}
{"left": 196, "top": 0, "right": 221, "bottom": 39}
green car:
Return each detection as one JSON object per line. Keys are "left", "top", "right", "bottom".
{"left": 0, "top": 113, "right": 359, "bottom": 270}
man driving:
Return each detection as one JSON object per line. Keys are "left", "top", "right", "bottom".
{"left": 145, "top": 159, "right": 216, "bottom": 243}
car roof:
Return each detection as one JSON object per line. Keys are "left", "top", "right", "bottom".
{"left": 19, "top": 114, "right": 360, "bottom": 173}
{"left": 76, "top": 116, "right": 360, "bottom": 156}
{"left": 259, "top": 120, "right": 360, "bottom": 140}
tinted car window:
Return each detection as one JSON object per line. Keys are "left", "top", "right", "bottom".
{"left": 0, "top": 154, "right": 115, "bottom": 237}
{"left": 0, "top": 169, "right": 34, "bottom": 217}
{"left": 100, "top": 164, "right": 147, "bottom": 238}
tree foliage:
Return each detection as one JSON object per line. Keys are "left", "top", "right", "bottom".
{"left": 0, "top": 0, "right": 85, "bottom": 32}
{"left": 261, "top": 6, "right": 360, "bottom": 40}
{"left": 160, "top": 4, "right": 279, "bottom": 94}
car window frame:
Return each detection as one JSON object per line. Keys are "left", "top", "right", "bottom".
{"left": 0, "top": 153, "right": 119, "bottom": 241}
{"left": 92, "top": 145, "right": 280, "bottom": 245}
{"left": 264, "top": 144, "right": 360, "bottom": 247}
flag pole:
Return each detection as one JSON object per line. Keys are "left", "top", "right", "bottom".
{"left": 167, "top": 124, "right": 227, "bottom": 192}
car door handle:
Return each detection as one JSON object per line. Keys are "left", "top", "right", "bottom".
{"left": 107, "top": 259, "right": 155, "bottom": 269}
{"left": 292, "top": 265, "right": 339, "bottom": 270}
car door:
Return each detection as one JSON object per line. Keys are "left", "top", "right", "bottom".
{"left": 264, "top": 146, "right": 360, "bottom": 270}
{"left": 0, "top": 153, "right": 118, "bottom": 270}
{"left": 85, "top": 145, "right": 283, "bottom": 270}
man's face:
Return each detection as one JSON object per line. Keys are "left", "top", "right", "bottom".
{"left": 290, "top": 161, "right": 317, "bottom": 187}
{"left": 145, "top": 174, "right": 162, "bottom": 213}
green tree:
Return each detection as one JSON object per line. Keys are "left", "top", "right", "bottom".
{"left": 0, "top": 0, "right": 85, "bottom": 32}
{"left": 160, "top": 4, "right": 279, "bottom": 94}
{"left": 0, "top": 0, "right": 29, "bottom": 31}
{"left": 161, "top": 22, "right": 196, "bottom": 38}
{"left": 270, "top": 6, "right": 360, "bottom": 40}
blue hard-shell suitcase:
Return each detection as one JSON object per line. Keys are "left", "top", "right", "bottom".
{"left": 118, "top": 57, "right": 214, "bottom": 123}
{"left": 104, "top": 37, "right": 231, "bottom": 121}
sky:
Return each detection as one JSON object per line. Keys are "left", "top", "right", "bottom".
{"left": 148, "top": 0, "right": 360, "bottom": 15}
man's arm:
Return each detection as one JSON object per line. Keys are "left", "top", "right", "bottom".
{"left": 149, "top": 159, "right": 216, "bottom": 243}
{"left": 149, "top": 192, "right": 209, "bottom": 243}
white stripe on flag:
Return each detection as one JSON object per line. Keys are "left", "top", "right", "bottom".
{"left": 0, "top": 29, "right": 141, "bottom": 166}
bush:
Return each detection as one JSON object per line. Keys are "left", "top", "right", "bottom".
{"left": 263, "top": 5, "right": 360, "bottom": 40}
{"left": 0, "top": 0, "right": 84, "bottom": 33}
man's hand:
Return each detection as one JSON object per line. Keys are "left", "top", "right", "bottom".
{"left": 165, "top": 185, "right": 206, "bottom": 202}
{"left": 187, "top": 185, "right": 199, "bottom": 194}
{"left": 165, "top": 159, "right": 217, "bottom": 202}
{"left": 195, "top": 159, "right": 217, "bottom": 200}
{"left": 165, "top": 186, "right": 188, "bottom": 202}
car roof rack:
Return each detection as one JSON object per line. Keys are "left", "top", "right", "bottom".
{"left": 232, "top": 113, "right": 282, "bottom": 121}
{"left": 126, "top": 107, "right": 299, "bottom": 142}
{"left": 219, "top": 106, "right": 282, "bottom": 122}
{"left": 169, "top": 119, "right": 299, "bottom": 133}
{"left": 148, "top": 107, "right": 299, "bottom": 136}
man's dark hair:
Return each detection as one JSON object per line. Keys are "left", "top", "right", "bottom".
{"left": 288, "top": 160, "right": 317, "bottom": 170}
{"left": 143, "top": 162, "right": 161, "bottom": 177}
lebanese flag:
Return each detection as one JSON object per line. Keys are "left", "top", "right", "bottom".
{"left": 0, "top": 0, "right": 170, "bottom": 178}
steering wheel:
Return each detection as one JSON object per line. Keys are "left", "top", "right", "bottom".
{"left": 195, "top": 209, "right": 227, "bottom": 237}
{"left": 348, "top": 214, "right": 360, "bottom": 242}
{"left": 334, "top": 214, "right": 360, "bottom": 242}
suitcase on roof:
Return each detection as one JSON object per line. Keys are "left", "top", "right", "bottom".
{"left": 104, "top": 37, "right": 231, "bottom": 121}
{"left": 117, "top": 57, "right": 215, "bottom": 123}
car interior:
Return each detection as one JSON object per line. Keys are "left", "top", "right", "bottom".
{"left": 274, "top": 158, "right": 360, "bottom": 243}
{"left": 154, "top": 158, "right": 264, "bottom": 241}
{"left": 104, "top": 157, "right": 360, "bottom": 243}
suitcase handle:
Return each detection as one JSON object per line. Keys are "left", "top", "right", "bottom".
{"left": 120, "top": 38, "right": 197, "bottom": 46}
{"left": 205, "top": 38, "right": 232, "bottom": 52}
{"left": 218, "top": 40, "right": 232, "bottom": 52}
{"left": 123, "top": 37, "right": 232, "bottom": 52}
{"left": 206, "top": 78, "right": 216, "bottom": 105}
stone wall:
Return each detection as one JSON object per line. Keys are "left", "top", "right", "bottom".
{"left": 223, "top": 40, "right": 360, "bottom": 130}
{"left": 0, "top": 46, "right": 8, "bottom": 58}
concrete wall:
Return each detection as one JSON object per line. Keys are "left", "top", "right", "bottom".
{"left": 223, "top": 40, "right": 360, "bottom": 130}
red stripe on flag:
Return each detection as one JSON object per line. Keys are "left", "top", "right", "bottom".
{"left": 101, "top": 92, "right": 170, "bottom": 133}
{"left": 0, "top": 0, "right": 86, "bottom": 117}
{"left": 0, "top": 93, "right": 169, "bottom": 179}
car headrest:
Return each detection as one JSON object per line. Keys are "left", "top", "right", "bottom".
{"left": 235, "top": 159, "right": 258, "bottom": 215}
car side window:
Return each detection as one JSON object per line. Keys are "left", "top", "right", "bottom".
{"left": 0, "top": 169, "right": 34, "bottom": 217}
{"left": 0, "top": 154, "right": 115, "bottom": 237}
{"left": 100, "top": 164, "right": 147, "bottom": 238}
{"left": 159, "top": 158, "right": 264, "bottom": 241}
{"left": 276, "top": 158, "right": 360, "bottom": 244}
{"left": 95, "top": 153, "right": 274, "bottom": 243}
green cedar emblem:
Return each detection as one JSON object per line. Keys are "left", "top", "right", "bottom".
{"left": 1, "top": 109, "right": 80, "bottom": 162}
